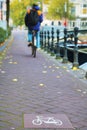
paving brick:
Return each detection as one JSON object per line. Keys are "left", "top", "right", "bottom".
{"left": 0, "top": 30, "right": 87, "bottom": 130}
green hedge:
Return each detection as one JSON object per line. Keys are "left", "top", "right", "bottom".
{"left": 0, "top": 27, "right": 11, "bottom": 45}
{"left": 0, "top": 27, "right": 6, "bottom": 44}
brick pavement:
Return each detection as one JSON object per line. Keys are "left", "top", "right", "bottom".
{"left": 0, "top": 29, "right": 87, "bottom": 130}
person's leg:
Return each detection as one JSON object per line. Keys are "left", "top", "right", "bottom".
{"left": 28, "top": 30, "right": 32, "bottom": 42}
{"left": 36, "top": 31, "right": 40, "bottom": 48}
{"left": 28, "top": 30, "right": 32, "bottom": 46}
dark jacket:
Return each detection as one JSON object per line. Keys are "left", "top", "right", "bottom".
{"left": 25, "top": 5, "right": 43, "bottom": 31}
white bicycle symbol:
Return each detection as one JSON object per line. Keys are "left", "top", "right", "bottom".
{"left": 32, "top": 116, "right": 63, "bottom": 126}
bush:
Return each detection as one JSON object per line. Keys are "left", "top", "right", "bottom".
{"left": 0, "top": 27, "right": 6, "bottom": 44}
{"left": 0, "top": 27, "right": 12, "bottom": 45}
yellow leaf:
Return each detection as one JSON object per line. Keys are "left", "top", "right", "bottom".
{"left": 49, "top": 66, "right": 52, "bottom": 68}
{"left": 39, "top": 83, "right": 44, "bottom": 87}
{"left": 12, "top": 78, "right": 18, "bottom": 82}
{"left": 9, "top": 61, "right": 13, "bottom": 64}
{"left": 72, "top": 67, "right": 79, "bottom": 70}
{"left": 13, "top": 62, "right": 17, "bottom": 64}
{"left": 56, "top": 76, "right": 60, "bottom": 78}
{"left": 56, "top": 66, "right": 59, "bottom": 69}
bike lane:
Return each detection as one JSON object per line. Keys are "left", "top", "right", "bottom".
{"left": 0, "top": 29, "right": 87, "bottom": 130}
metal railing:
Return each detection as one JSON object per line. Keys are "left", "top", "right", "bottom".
{"left": 40, "top": 26, "right": 87, "bottom": 79}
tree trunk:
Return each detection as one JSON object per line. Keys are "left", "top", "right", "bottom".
{"left": 6, "top": 0, "right": 10, "bottom": 28}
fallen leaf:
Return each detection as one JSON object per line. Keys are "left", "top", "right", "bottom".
{"left": 1, "top": 71, "right": 5, "bottom": 73}
{"left": 63, "top": 66, "right": 67, "bottom": 69}
{"left": 42, "top": 71, "right": 47, "bottom": 73}
{"left": 56, "top": 76, "right": 60, "bottom": 78}
{"left": 52, "top": 69, "right": 55, "bottom": 72}
{"left": 12, "top": 78, "right": 18, "bottom": 82}
{"left": 77, "top": 89, "right": 81, "bottom": 92}
{"left": 39, "top": 83, "right": 44, "bottom": 87}
{"left": 11, "top": 127, "right": 15, "bottom": 130}
{"left": 9, "top": 61, "right": 13, "bottom": 64}
{"left": 13, "top": 62, "right": 17, "bottom": 64}
{"left": 83, "top": 91, "right": 87, "bottom": 94}
{"left": 72, "top": 67, "right": 79, "bottom": 70}
{"left": 56, "top": 66, "right": 59, "bottom": 69}
{"left": 49, "top": 66, "right": 52, "bottom": 69}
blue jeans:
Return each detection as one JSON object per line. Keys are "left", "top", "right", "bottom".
{"left": 28, "top": 30, "right": 40, "bottom": 48}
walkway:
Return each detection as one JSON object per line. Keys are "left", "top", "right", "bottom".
{"left": 0, "top": 29, "right": 87, "bottom": 130}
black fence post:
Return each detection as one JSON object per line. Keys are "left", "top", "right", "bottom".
{"left": 51, "top": 27, "right": 55, "bottom": 56}
{"left": 72, "top": 27, "right": 79, "bottom": 70}
{"left": 42, "top": 31, "right": 45, "bottom": 50}
{"left": 42, "top": 31, "right": 44, "bottom": 49}
{"left": 47, "top": 30, "right": 50, "bottom": 53}
{"left": 62, "top": 28, "right": 68, "bottom": 63}
{"left": 56, "top": 29, "right": 60, "bottom": 59}
{"left": 44, "top": 31, "right": 47, "bottom": 51}
{"left": 40, "top": 31, "right": 43, "bottom": 49}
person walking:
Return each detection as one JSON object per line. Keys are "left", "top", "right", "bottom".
{"left": 24, "top": 3, "right": 43, "bottom": 49}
